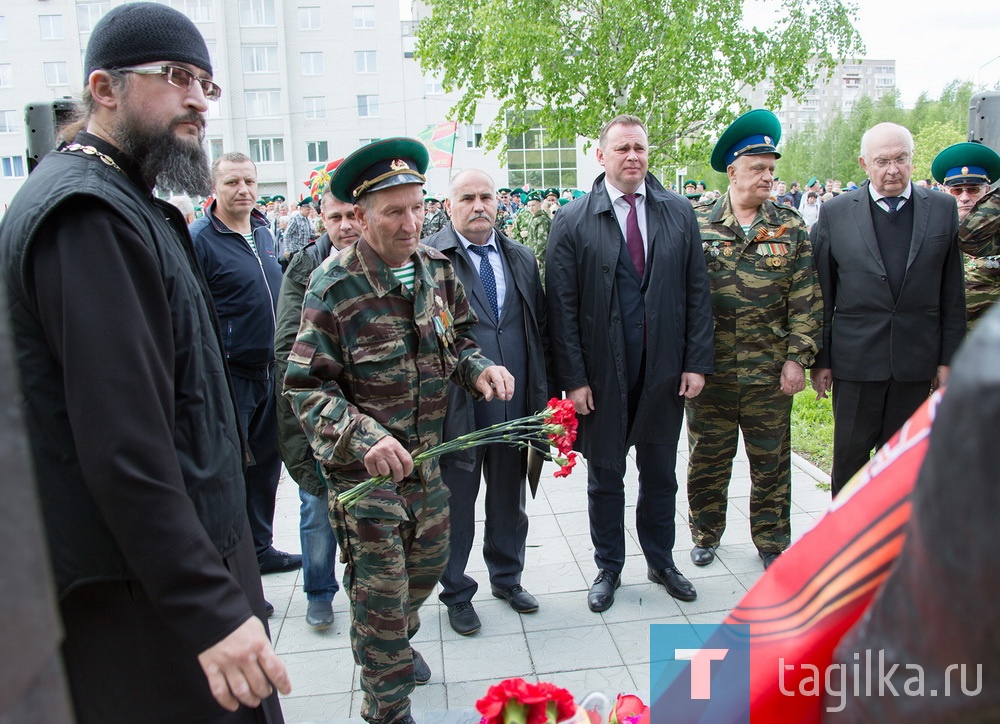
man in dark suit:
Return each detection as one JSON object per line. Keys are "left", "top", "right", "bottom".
{"left": 426, "top": 169, "right": 552, "bottom": 635}
{"left": 546, "top": 115, "right": 715, "bottom": 612}
{"left": 810, "top": 122, "right": 966, "bottom": 496}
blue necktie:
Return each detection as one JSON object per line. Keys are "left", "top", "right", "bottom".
{"left": 883, "top": 196, "right": 902, "bottom": 213}
{"left": 467, "top": 244, "right": 499, "bottom": 320}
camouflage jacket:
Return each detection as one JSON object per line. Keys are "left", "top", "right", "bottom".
{"left": 510, "top": 209, "right": 551, "bottom": 274}
{"left": 283, "top": 238, "right": 491, "bottom": 518}
{"left": 420, "top": 209, "right": 448, "bottom": 239}
{"left": 959, "top": 187, "right": 1000, "bottom": 257}
{"left": 694, "top": 194, "right": 822, "bottom": 385}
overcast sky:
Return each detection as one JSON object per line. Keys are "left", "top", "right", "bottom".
{"left": 402, "top": 1, "right": 1000, "bottom": 108}
{"left": 845, "top": 2, "right": 1000, "bottom": 106}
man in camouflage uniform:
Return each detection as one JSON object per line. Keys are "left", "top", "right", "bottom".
{"left": 283, "top": 138, "right": 514, "bottom": 724}
{"left": 420, "top": 195, "right": 448, "bottom": 239}
{"left": 933, "top": 142, "right": 1000, "bottom": 329}
{"left": 687, "top": 110, "right": 822, "bottom": 571}
{"left": 495, "top": 187, "right": 516, "bottom": 232}
{"left": 509, "top": 191, "right": 551, "bottom": 277}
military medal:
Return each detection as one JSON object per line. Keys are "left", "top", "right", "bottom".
{"left": 722, "top": 244, "right": 733, "bottom": 257}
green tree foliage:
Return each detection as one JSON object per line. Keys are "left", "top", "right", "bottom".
{"left": 415, "top": 0, "right": 864, "bottom": 166}
{"left": 776, "top": 81, "right": 978, "bottom": 186}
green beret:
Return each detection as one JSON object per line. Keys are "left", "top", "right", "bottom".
{"left": 931, "top": 142, "right": 1000, "bottom": 186}
{"left": 271, "top": 194, "right": 286, "bottom": 202}
{"left": 328, "top": 137, "right": 429, "bottom": 203}
{"left": 498, "top": 187, "right": 512, "bottom": 194}
{"left": 558, "top": 198, "right": 570, "bottom": 206}
{"left": 526, "top": 191, "right": 542, "bottom": 202}
{"left": 511, "top": 187, "right": 524, "bottom": 195}
{"left": 683, "top": 180, "right": 696, "bottom": 189}
{"left": 544, "top": 188, "right": 559, "bottom": 198}
{"left": 424, "top": 195, "right": 439, "bottom": 203}
{"left": 296, "top": 198, "right": 314, "bottom": 208}
{"left": 806, "top": 178, "right": 818, "bottom": 188}
{"left": 711, "top": 108, "right": 782, "bottom": 172}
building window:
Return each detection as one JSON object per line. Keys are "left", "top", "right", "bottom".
{"left": 239, "top": 0, "right": 275, "bottom": 27}
{"left": 44, "top": 62, "right": 69, "bottom": 87}
{"left": 300, "top": 52, "right": 324, "bottom": 76}
{"left": 299, "top": 6, "right": 321, "bottom": 29}
{"left": 208, "top": 138, "right": 224, "bottom": 163}
{"left": 307, "top": 141, "right": 329, "bottom": 163}
{"left": 77, "top": 3, "right": 110, "bottom": 33}
{"left": 355, "top": 51, "right": 377, "bottom": 74}
{"left": 359, "top": 137, "right": 380, "bottom": 146}
{"left": 248, "top": 137, "right": 284, "bottom": 164}
{"left": 0, "top": 64, "right": 11, "bottom": 88}
{"left": 244, "top": 90, "right": 281, "bottom": 118}
{"left": 161, "top": 0, "right": 213, "bottom": 22}
{"left": 466, "top": 124, "right": 483, "bottom": 149}
{"left": 424, "top": 74, "right": 444, "bottom": 95}
{"left": 353, "top": 5, "right": 375, "bottom": 29}
{"left": 0, "top": 110, "right": 17, "bottom": 134}
{"left": 39, "top": 15, "right": 63, "bottom": 40}
{"left": 303, "top": 96, "right": 326, "bottom": 119}
{"left": 2, "top": 156, "right": 26, "bottom": 178}
{"left": 506, "top": 112, "right": 577, "bottom": 188}
{"left": 356, "top": 95, "right": 379, "bottom": 118}
{"left": 242, "top": 45, "right": 278, "bottom": 73}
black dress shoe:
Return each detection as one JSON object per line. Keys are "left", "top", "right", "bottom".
{"left": 447, "top": 601, "right": 482, "bottom": 635}
{"left": 587, "top": 570, "right": 621, "bottom": 612}
{"left": 491, "top": 585, "right": 539, "bottom": 613}
{"left": 259, "top": 548, "right": 303, "bottom": 575}
{"left": 648, "top": 566, "right": 697, "bottom": 602}
{"left": 759, "top": 551, "right": 781, "bottom": 570}
{"left": 412, "top": 649, "right": 431, "bottom": 685}
{"left": 690, "top": 545, "right": 717, "bottom": 567}
{"left": 306, "top": 600, "right": 334, "bottom": 629}
{"left": 264, "top": 600, "right": 274, "bottom": 618}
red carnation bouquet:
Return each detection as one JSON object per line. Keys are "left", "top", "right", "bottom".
{"left": 338, "top": 398, "right": 579, "bottom": 507}
{"left": 476, "top": 680, "right": 649, "bottom": 724}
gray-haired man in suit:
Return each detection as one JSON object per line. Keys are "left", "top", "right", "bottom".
{"left": 425, "top": 169, "right": 553, "bottom": 635}
{"left": 810, "top": 122, "right": 966, "bottom": 496}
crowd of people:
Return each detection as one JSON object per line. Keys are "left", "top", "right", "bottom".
{"left": 3, "top": 2, "right": 1000, "bottom": 722}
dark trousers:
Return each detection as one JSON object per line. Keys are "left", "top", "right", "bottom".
{"left": 232, "top": 371, "right": 283, "bottom": 560}
{"left": 588, "top": 373, "right": 684, "bottom": 573}
{"left": 830, "top": 378, "right": 932, "bottom": 496}
{"left": 438, "top": 443, "right": 529, "bottom": 606}
{"left": 60, "top": 530, "right": 282, "bottom": 723}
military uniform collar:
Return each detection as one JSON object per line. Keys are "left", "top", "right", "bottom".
{"left": 356, "top": 237, "right": 433, "bottom": 297}
{"left": 712, "top": 192, "right": 782, "bottom": 232}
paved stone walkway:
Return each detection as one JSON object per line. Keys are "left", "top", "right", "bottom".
{"left": 263, "top": 435, "right": 832, "bottom": 723}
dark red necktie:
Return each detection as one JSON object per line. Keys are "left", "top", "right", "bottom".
{"left": 623, "top": 193, "right": 644, "bottom": 278}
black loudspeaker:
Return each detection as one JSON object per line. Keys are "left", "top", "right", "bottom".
{"left": 968, "top": 91, "right": 1000, "bottom": 153}
{"left": 24, "top": 98, "right": 77, "bottom": 174}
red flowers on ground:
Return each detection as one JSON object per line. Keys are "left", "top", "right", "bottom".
{"left": 609, "top": 694, "right": 649, "bottom": 724}
{"left": 476, "top": 679, "right": 577, "bottom": 724}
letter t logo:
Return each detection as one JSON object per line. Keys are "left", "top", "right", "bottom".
{"left": 675, "top": 648, "right": 729, "bottom": 699}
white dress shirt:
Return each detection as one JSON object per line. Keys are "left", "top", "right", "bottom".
{"left": 458, "top": 229, "right": 507, "bottom": 319}
{"left": 604, "top": 179, "right": 649, "bottom": 259}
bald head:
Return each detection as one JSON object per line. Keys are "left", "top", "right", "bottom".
{"left": 859, "top": 123, "right": 914, "bottom": 197}
{"left": 448, "top": 168, "right": 495, "bottom": 198}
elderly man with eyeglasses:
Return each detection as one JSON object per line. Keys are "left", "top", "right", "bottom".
{"left": 810, "top": 122, "right": 966, "bottom": 496}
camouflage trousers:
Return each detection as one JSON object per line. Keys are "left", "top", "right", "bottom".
{"left": 331, "top": 479, "right": 450, "bottom": 724}
{"left": 685, "top": 380, "right": 792, "bottom": 553}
